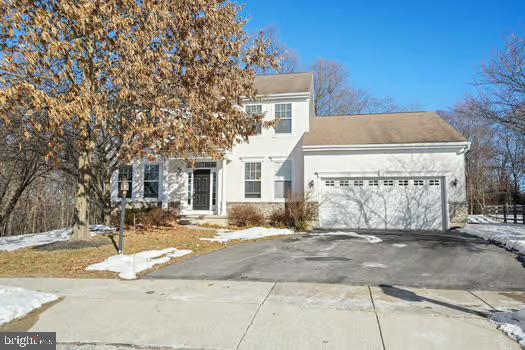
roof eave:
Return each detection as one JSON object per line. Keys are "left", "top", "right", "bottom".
{"left": 303, "top": 141, "right": 470, "bottom": 153}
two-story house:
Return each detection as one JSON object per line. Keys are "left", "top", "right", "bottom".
{"left": 111, "top": 72, "right": 469, "bottom": 231}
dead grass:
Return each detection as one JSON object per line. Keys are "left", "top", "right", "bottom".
{"left": 0, "top": 226, "right": 231, "bottom": 279}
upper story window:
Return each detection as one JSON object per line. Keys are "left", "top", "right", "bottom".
{"left": 275, "top": 103, "right": 292, "bottom": 134}
{"left": 246, "top": 105, "right": 263, "bottom": 135}
{"left": 244, "top": 162, "right": 262, "bottom": 198}
{"left": 118, "top": 165, "right": 133, "bottom": 198}
{"left": 144, "top": 164, "right": 160, "bottom": 198}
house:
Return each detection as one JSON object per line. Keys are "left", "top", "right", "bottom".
{"left": 111, "top": 72, "right": 469, "bottom": 230}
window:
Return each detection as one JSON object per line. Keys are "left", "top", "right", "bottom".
{"left": 398, "top": 180, "right": 409, "bottom": 186}
{"left": 245, "top": 162, "right": 262, "bottom": 198}
{"left": 414, "top": 180, "right": 424, "bottom": 186}
{"left": 194, "top": 161, "right": 216, "bottom": 169}
{"left": 429, "top": 179, "right": 440, "bottom": 186}
{"left": 368, "top": 180, "right": 379, "bottom": 187}
{"left": 187, "top": 172, "right": 192, "bottom": 205}
{"left": 339, "top": 180, "right": 349, "bottom": 187}
{"left": 212, "top": 172, "right": 217, "bottom": 206}
{"left": 118, "top": 165, "right": 133, "bottom": 198}
{"left": 325, "top": 180, "right": 335, "bottom": 187}
{"left": 143, "top": 164, "right": 160, "bottom": 198}
{"left": 246, "top": 105, "right": 263, "bottom": 135}
{"left": 274, "top": 160, "right": 292, "bottom": 199}
{"left": 383, "top": 180, "right": 394, "bottom": 186}
{"left": 275, "top": 103, "right": 292, "bottom": 134}
{"left": 353, "top": 180, "right": 364, "bottom": 187}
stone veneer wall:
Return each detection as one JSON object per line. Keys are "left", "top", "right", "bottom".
{"left": 226, "top": 202, "right": 285, "bottom": 218}
{"left": 449, "top": 201, "right": 468, "bottom": 227}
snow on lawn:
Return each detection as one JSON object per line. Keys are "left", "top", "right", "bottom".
{"left": 490, "top": 309, "right": 525, "bottom": 348}
{"left": 469, "top": 215, "right": 498, "bottom": 224}
{"left": 85, "top": 248, "right": 192, "bottom": 279}
{"left": 0, "top": 225, "right": 115, "bottom": 252}
{"left": 313, "top": 231, "right": 382, "bottom": 244}
{"left": 461, "top": 223, "right": 525, "bottom": 255}
{"left": 0, "top": 285, "right": 58, "bottom": 325}
{"left": 201, "top": 227, "right": 294, "bottom": 243}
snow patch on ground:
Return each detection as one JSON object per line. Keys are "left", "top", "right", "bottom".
{"left": 201, "top": 227, "right": 294, "bottom": 243}
{"left": 85, "top": 248, "right": 192, "bottom": 279}
{"left": 393, "top": 243, "right": 407, "bottom": 248}
{"left": 468, "top": 215, "right": 499, "bottom": 224}
{"left": 461, "top": 223, "right": 525, "bottom": 255}
{"left": 0, "top": 225, "right": 115, "bottom": 252}
{"left": 0, "top": 286, "right": 58, "bottom": 325}
{"left": 362, "top": 262, "right": 388, "bottom": 268}
{"left": 313, "top": 231, "right": 382, "bottom": 244}
{"left": 490, "top": 308, "right": 525, "bottom": 348}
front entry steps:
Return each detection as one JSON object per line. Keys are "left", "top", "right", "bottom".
{"left": 179, "top": 214, "right": 228, "bottom": 227}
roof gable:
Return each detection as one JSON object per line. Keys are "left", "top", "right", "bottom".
{"left": 253, "top": 72, "right": 313, "bottom": 95}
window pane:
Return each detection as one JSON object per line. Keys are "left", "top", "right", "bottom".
{"left": 253, "top": 122, "right": 262, "bottom": 135}
{"left": 245, "top": 181, "right": 261, "bottom": 198}
{"left": 144, "top": 164, "right": 159, "bottom": 181}
{"left": 275, "top": 119, "right": 291, "bottom": 134}
{"left": 144, "top": 181, "right": 159, "bottom": 198}
{"left": 274, "top": 180, "right": 291, "bottom": 199}
{"left": 274, "top": 160, "right": 292, "bottom": 180}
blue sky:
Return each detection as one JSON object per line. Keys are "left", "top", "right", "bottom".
{"left": 242, "top": 0, "right": 525, "bottom": 111}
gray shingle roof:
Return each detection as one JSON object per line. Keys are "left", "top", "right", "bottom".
{"left": 303, "top": 112, "right": 467, "bottom": 146}
{"left": 254, "top": 72, "right": 313, "bottom": 95}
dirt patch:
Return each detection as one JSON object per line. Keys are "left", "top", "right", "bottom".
{"left": 34, "top": 239, "right": 110, "bottom": 251}
{"left": 0, "top": 298, "right": 63, "bottom": 332}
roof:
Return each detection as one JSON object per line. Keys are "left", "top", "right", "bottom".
{"left": 303, "top": 112, "right": 467, "bottom": 146}
{"left": 253, "top": 72, "right": 313, "bottom": 95}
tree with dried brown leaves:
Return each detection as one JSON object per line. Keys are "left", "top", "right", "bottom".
{"left": 0, "top": 0, "right": 278, "bottom": 240}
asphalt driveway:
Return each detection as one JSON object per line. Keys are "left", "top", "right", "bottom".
{"left": 147, "top": 230, "right": 525, "bottom": 290}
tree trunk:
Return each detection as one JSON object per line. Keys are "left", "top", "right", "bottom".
{"left": 103, "top": 172, "right": 112, "bottom": 226}
{"left": 71, "top": 146, "right": 93, "bottom": 240}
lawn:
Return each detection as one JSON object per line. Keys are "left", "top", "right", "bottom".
{"left": 0, "top": 226, "right": 229, "bottom": 279}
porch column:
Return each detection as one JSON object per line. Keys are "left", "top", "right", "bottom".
{"left": 161, "top": 158, "right": 169, "bottom": 210}
{"left": 218, "top": 159, "right": 227, "bottom": 216}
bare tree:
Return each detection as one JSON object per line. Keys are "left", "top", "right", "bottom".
{"left": 312, "top": 59, "right": 398, "bottom": 116}
{"left": 260, "top": 26, "right": 300, "bottom": 74}
{"left": 0, "top": 116, "right": 51, "bottom": 234}
{"left": 471, "top": 34, "right": 525, "bottom": 134}
{"left": 441, "top": 106, "right": 498, "bottom": 213}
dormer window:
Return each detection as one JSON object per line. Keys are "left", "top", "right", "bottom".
{"left": 246, "top": 105, "right": 262, "bottom": 135}
{"left": 275, "top": 103, "right": 292, "bottom": 134}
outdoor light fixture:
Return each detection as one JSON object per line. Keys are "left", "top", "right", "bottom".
{"left": 119, "top": 181, "right": 129, "bottom": 255}
{"left": 451, "top": 178, "right": 458, "bottom": 187}
{"left": 308, "top": 180, "right": 315, "bottom": 189}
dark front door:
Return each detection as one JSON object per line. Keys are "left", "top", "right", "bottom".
{"left": 193, "top": 170, "right": 210, "bottom": 210}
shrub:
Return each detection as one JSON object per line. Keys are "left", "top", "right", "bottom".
{"left": 284, "top": 191, "right": 319, "bottom": 231}
{"left": 111, "top": 205, "right": 178, "bottom": 228}
{"left": 268, "top": 207, "right": 290, "bottom": 227}
{"left": 228, "top": 204, "right": 265, "bottom": 227}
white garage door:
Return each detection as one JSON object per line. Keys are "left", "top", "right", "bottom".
{"left": 319, "top": 177, "right": 445, "bottom": 230}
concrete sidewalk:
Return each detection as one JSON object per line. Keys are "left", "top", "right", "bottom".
{"left": 1, "top": 278, "right": 523, "bottom": 350}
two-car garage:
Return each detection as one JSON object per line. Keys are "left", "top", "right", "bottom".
{"left": 318, "top": 177, "right": 446, "bottom": 230}
{"left": 302, "top": 112, "right": 470, "bottom": 231}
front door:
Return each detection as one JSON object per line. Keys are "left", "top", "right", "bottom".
{"left": 193, "top": 170, "right": 210, "bottom": 210}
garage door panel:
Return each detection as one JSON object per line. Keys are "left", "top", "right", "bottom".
{"left": 320, "top": 178, "right": 444, "bottom": 230}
